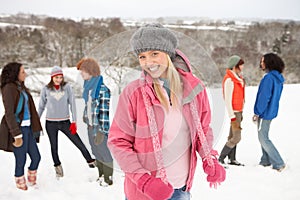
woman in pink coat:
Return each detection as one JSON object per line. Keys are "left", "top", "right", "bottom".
{"left": 108, "top": 24, "right": 226, "bottom": 200}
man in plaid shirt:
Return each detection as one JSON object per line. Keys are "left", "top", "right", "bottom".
{"left": 77, "top": 57, "right": 114, "bottom": 186}
{"left": 83, "top": 83, "right": 110, "bottom": 135}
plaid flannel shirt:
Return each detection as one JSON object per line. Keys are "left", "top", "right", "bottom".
{"left": 83, "top": 84, "right": 110, "bottom": 135}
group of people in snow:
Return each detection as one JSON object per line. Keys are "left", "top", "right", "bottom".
{"left": 0, "top": 23, "right": 285, "bottom": 200}
{"left": 218, "top": 53, "right": 285, "bottom": 173}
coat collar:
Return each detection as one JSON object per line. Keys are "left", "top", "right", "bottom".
{"left": 226, "top": 69, "right": 244, "bottom": 84}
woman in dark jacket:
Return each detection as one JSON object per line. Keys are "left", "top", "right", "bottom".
{"left": 0, "top": 62, "right": 42, "bottom": 190}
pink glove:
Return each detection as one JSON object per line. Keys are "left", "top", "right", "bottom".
{"left": 137, "top": 173, "right": 173, "bottom": 200}
{"left": 203, "top": 157, "right": 226, "bottom": 188}
{"left": 69, "top": 122, "right": 77, "bottom": 135}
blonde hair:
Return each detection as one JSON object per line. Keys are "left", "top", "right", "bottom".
{"left": 153, "top": 55, "right": 182, "bottom": 110}
{"left": 76, "top": 58, "right": 100, "bottom": 76}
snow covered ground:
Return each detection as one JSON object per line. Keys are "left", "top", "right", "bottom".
{"left": 0, "top": 73, "right": 299, "bottom": 199}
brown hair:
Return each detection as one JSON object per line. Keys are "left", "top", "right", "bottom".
{"left": 76, "top": 58, "right": 101, "bottom": 76}
{"left": 0, "top": 62, "right": 29, "bottom": 93}
{"left": 47, "top": 77, "right": 67, "bottom": 90}
{"left": 261, "top": 53, "right": 285, "bottom": 73}
{"left": 236, "top": 59, "right": 245, "bottom": 70}
{"left": 1, "top": 62, "right": 22, "bottom": 89}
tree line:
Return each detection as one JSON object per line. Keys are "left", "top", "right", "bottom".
{"left": 0, "top": 14, "right": 299, "bottom": 86}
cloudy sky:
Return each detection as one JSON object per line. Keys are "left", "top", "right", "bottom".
{"left": 1, "top": 0, "right": 299, "bottom": 20}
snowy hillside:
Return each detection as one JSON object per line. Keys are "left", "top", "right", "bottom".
{"left": 0, "top": 67, "right": 299, "bottom": 199}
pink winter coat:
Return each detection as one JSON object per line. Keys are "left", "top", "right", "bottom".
{"left": 108, "top": 50, "right": 214, "bottom": 200}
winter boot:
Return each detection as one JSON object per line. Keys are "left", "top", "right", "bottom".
{"left": 27, "top": 170, "right": 37, "bottom": 186}
{"left": 228, "top": 145, "right": 244, "bottom": 166}
{"left": 102, "top": 162, "right": 113, "bottom": 186}
{"left": 15, "top": 175, "right": 28, "bottom": 190}
{"left": 227, "top": 145, "right": 236, "bottom": 161}
{"left": 88, "top": 159, "right": 96, "bottom": 168}
{"left": 55, "top": 165, "right": 64, "bottom": 178}
{"left": 228, "top": 160, "right": 244, "bottom": 166}
{"left": 218, "top": 145, "right": 232, "bottom": 164}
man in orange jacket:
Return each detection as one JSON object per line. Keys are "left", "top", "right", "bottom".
{"left": 219, "top": 55, "right": 245, "bottom": 166}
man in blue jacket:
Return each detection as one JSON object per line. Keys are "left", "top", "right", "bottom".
{"left": 253, "top": 53, "right": 286, "bottom": 172}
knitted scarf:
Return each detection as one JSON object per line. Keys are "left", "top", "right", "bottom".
{"left": 141, "top": 83, "right": 215, "bottom": 184}
{"left": 82, "top": 76, "right": 102, "bottom": 103}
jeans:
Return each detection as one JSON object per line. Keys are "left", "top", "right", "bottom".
{"left": 169, "top": 185, "right": 190, "bottom": 200}
{"left": 257, "top": 118, "right": 285, "bottom": 169}
{"left": 13, "top": 126, "right": 41, "bottom": 177}
{"left": 125, "top": 185, "right": 190, "bottom": 200}
{"left": 46, "top": 120, "right": 93, "bottom": 166}
{"left": 87, "top": 127, "right": 113, "bottom": 163}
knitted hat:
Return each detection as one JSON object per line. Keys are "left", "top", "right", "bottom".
{"left": 130, "top": 23, "right": 178, "bottom": 58}
{"left": 227, "top": 55, "right": 241, "bottom": 69}
{"left": 51, "top": 66, "right": 63, "bottom": 77}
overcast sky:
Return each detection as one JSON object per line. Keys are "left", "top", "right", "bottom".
{"left": 1, "top": 0, "right": 299, "bottom": 21}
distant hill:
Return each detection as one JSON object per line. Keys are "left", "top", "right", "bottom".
{"left": 1, "top": 13, "right": 299, "bottom": 85}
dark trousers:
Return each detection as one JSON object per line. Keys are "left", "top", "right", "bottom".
{"left": 13, "top": 126, "right": 41, "bottom": 177}
{"left": 45, "top": 120, "right": 93, "bottom": 166}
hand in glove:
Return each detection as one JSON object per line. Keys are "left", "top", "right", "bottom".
{"left": 69, "top": 122, "right": 77, "bottom": 135}
{"left": 94, "top": 131, "right": 104, "bottom": 145}
{"left": 33, "top": 131, "right": 41, "bottom": 138}
{"left": 252, "top": 115, "right": 259, "bottom": 125}
{"left": 231, "top": 119, "right": 242, "bottom": 131}
{"left": 13, "top": 137, "right": 23, "bottom": 147}
{"left": 203, "top": 157, "right": 226, "bottom": 188}
{"left": 137, "top": 173, "right": 173, "bottom": 200}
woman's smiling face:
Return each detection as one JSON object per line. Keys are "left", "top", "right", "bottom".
{"left": 138, "top": 50, "right": 169, "bottom": 79}
{"left": 52, "top": 75, "right": 63, "bottom": 85}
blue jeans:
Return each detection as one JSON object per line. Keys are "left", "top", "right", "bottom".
{"left": 125, "top": 185, "right": 190, "bottom": 200}
{"left": 169, "top": 185, "right": 190, "bottom": 200}
{"left": 13, "top": 126, "right": 41, "bottom": 177}
{"left": 257, "top": 118, "right": 285, "bottom": 169}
